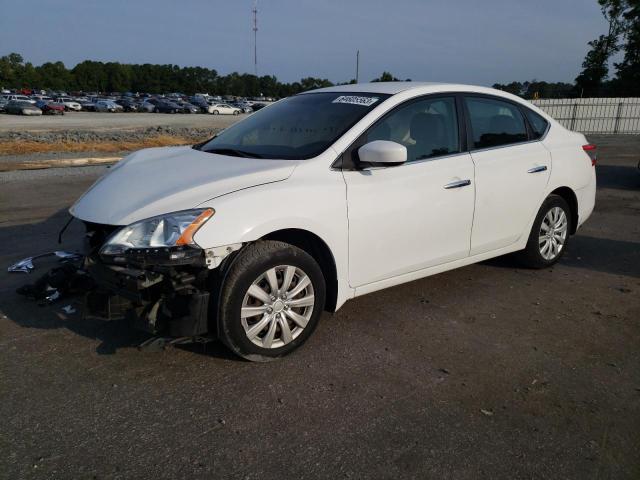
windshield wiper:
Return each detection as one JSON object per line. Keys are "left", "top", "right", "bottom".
{"left": 203, "top": 148, "right": 263, "bottom": 158}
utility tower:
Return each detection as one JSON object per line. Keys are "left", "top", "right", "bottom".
{"left": 252, "top": 1, "right": 258, "bottom": 76}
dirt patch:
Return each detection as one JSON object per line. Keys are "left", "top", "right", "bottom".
{"left": 0, "top": 134, "right": 193, "bottom": 156}
{"left": 0, "top": 126, "right": 218, "bottom": 156}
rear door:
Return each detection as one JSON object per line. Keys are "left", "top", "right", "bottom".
{"left": 464, "top": 95, "right": 551, "bottom": 255}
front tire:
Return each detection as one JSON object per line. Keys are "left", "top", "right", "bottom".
{"left": 212, "top": 110, "right": 219, "bottom": 115}
{"left": 518, "top": 194, "right": 571, "bottom": 269}
{"left": 217, "top": 241, "right": 326, "bottom": 361}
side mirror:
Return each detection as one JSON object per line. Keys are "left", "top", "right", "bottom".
{"left": 358, "top": 140, "right": 407, "bottom": 166}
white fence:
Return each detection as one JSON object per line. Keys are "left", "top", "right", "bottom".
{"left": 532, "top": 98, "right": 640, "bottom": 134}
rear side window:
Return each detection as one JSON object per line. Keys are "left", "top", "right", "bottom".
{"left": 465, "top": 97, "right": 527, "bottom": 149}
{"left": 364, "top": 96, "right": 459, "bottom": 162}
{"left": 523, "top": 108, "right": 549, "bottom": 139}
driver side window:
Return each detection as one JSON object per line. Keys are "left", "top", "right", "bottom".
{"left": 364, "top": 96, "right": 460, "bottom": 162}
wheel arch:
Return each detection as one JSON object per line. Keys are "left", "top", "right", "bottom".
{"left": 549, "top": 186, "right": 579, "bottom": 234}
{"left": 260, "top": 228, "right": 339, "bottom": 312}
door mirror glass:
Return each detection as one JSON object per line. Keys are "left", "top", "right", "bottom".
{"left": 358, "top": 140, "right": 407, "bottom": 166}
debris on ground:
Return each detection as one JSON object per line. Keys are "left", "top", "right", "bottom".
{"left": 16, "top": 262, "right": 93, "bottom": 304}
{"left": 480, "top": 409, "right": 494, "bottom": 417}
{"left": 61, "top": 305, "right": 77, "bottom": 315}
{"left": 8, "top": 251, "right": 82, "bottom": 274}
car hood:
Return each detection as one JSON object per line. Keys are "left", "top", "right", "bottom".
{"left": 70, "top": 146, "right": 297, "bottom": 225}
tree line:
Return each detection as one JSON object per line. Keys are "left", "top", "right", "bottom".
{"left": 0, "top": 55, "right": 403, "bottom": 98}
{"left": 0, "top": 53, "right": 339, "bottom": 97}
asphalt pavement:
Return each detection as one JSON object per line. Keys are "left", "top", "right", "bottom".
{"left": 1, "top": 135, "right": 639, "bottom": 479}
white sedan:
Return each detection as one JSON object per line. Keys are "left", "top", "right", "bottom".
{"left": 70, "top": 82, "right": 596, "bottom": 361}
{"left": 53, "top": 98, "right": 82, "bottom": 111}
{"left": 209, "top": 103, "right": 241, "bottom": 115}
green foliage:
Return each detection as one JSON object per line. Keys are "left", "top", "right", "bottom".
{"left": 492, "top": 81, "right": 574, "bottom": 99}
{"left": 371, "top": 71, "right": 400, "bottom": 82}
{"left": 492, "top": 81, "right": 525, "bottom": 96}
{"left": 574, "top": 0, "right": 625, "bottom": 96}
{"left": 613, "top": 0, "right": 640, "bottom": 95}
{"left": 0, "top": 54, "right": 335, "bottom": 97}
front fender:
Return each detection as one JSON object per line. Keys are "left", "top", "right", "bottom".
{"left": 192, "top": 162, "right": 353, "bottom": 309}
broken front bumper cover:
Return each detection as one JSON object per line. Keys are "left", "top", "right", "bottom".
{"left": 85, "top": 248, "right": 213, "bottom": 338}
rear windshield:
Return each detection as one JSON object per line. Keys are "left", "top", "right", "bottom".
{"left": 198, "top": 92, "right": 390, "bottom": 159}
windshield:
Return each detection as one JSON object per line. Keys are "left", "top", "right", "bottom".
{"left": 198, "top": 92, "right": 389, "bottom": 159}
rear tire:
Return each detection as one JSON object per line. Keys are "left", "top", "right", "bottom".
{"left": 517, "top": 194, "right": 572, "bottom": 269}
{"left": 212, "top": 110, "right": 219, "bottom": 115}
{"left": 217, "top": 241, "right": 326, "bottom": 362}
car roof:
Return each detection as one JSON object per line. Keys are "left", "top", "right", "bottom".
{"left": 301, "top": 81, "right": 536, "bottom": 109}
{"left": 305, "top": 82, "right": 448, "bottom": 95}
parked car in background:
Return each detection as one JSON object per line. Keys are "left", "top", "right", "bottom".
{"left": 210, "top": 103, "right": 241, "bottom": 115}
{"left": 233, "top": 102, "right": 253, "bottom": 113}
{"left": 5, "top": 100, "right": 42, "bottom": 115}
{"left": 31, "top": 95, "right": 54, "bottom": 102}
{"left": 175, "top": 100, "right": 200, "bottom": 114}
{"left": 116, "top": 98, "right": 139, "bottom": 112}
{"left": 189, "top": 96, "right": 214, "bottom": 113}
{"left": 250, "top": 102, "right": 267, "bottom": 111}
{"left": 2, "top": 94, "right": 35, "bottom": 104}
{"left": 79, "top": 99, "right": 97, "bottom": 111}
{"left": 95, "top": 99, "right": 123, "bottom": 112}
{"left": 35, "top": 100, "right": 65, "bottom": 115}
{"left": 53, "top": 97, "right": 82, "bottom": 111}
{"left": 141, "top": 98, "right": 180, "bottom": 113}
{"left": 0, "top": 98, "right": 8, "bottom": 112}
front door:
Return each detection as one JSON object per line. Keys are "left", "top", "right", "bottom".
{"left": 342, "top": 95, "right": 475, "bottom": 287}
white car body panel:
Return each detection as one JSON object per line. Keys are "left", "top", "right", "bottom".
{"left": 469, "top": 142, "right": 551, "bottom": 255}
{"left": 54, "top": 98, "right": 82, "bottom": 111}
{"left": 71, "top": 82, "right": 597, "bottom": 312}
{"left": 70, "top": 146, "right": 297, "bottom": 225}
{"left": 343, "top": 152, "right": 475, "bottom": 287}
{"left": 4, "top": 94, "right": 35, "bottom": 104}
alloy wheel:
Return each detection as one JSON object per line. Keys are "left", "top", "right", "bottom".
{"left": 538, "top": 206, "right": 568, "bottom": 260}
{"left": 240, "top": 265, "right": 315, "bottom": 349}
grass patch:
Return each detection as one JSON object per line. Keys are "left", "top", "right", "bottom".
{"left": 0, "top": 134, "right": 196, "bottom": 156}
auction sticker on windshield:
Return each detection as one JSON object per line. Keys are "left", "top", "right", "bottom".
{"left": 332, "top": 95, "right": 379, "bottom": 107}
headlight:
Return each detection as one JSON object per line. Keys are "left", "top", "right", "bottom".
{"left": 100, "top": 208, "right": 214, "bottom": 256}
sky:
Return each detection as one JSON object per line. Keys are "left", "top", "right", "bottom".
{"left": 0, "top": 0, "right": 613, "bottom": 86}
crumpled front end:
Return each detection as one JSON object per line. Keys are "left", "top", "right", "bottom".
{"left": 82, "top": 221, "right": 217, "bottom": 338}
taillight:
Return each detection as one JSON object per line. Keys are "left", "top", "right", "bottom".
{"left": 583, "top": 144, "right": 597, "bottom": 166}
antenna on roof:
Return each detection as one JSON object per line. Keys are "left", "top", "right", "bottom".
{"left": 252, "top": 0, "right": 258, "bottom": 76}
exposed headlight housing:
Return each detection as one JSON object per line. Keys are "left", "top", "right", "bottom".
{"left": 100, "top": 208, "right": 214, "bottom": 257}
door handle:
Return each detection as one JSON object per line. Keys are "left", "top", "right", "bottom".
{"left": 444, "top": 179, "right": 471, "bottom": 189}
{"left": 527, "top": 165, "right": 548, "bottom": 173}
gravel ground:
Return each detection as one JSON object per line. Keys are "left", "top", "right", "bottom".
{"left": 0, "top": 113, "right": 245, "bottom": 164}
{"left": 1, "top": 135, "right": 639, "bottom": 479}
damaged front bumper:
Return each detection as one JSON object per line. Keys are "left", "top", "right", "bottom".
{"left": 81, "top": 221, "right": 227, "bottom": 338}
{"left": 85, "top": 255, "right": 212, "bottom": 337}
